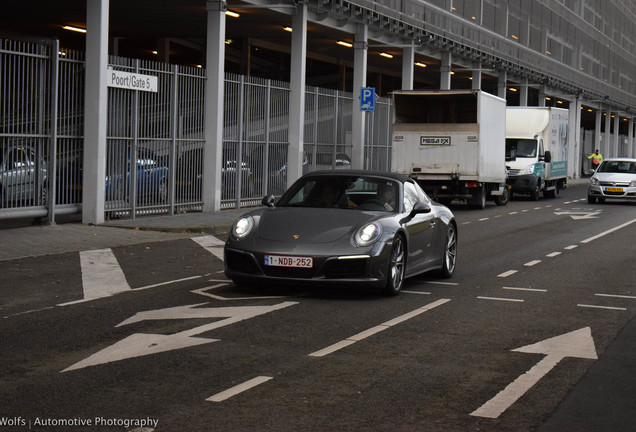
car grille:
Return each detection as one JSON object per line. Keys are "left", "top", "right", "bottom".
{"left": 225, "top": 250, "right": 262, "bottom": 275}
{"left": 263, "top": 266, "right": 316, "bottom": 278}
{"left": 322, "top": 257, "right": 370, "bottom": 278}
{"left": 508, "top": 169, "right": 521, "bottom": 176}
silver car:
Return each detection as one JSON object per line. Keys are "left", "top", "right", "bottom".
{"left": 0, "top": 144, "right": 48, "bottom": 207}
{"left": 588, "top": 158, "right": 636, "bottom": 203}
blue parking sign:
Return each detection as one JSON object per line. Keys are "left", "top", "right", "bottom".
{"left": 360, "top": 87, "right": 375, "bottom": 111}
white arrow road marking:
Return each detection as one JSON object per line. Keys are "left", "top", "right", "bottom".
{"left": 192, "top": 235, "right": 225, "bottom": 261}
{"left": 553, "top": 210, "right": 601, "bottom": 220}
{"left": 470, "top": 327, "right": 597, "bottom": 419}
{"left": 63, "top": 301, "right": 297, "bottom": 372}
{"left": 79, "top": 249, "right": 130, "bottom": 301}
{"left": 207, "top": 376, "right": 273, "bottom": 402}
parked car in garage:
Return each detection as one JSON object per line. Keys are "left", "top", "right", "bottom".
{"left": 105, "top": 147, "right": 168, "bottom": 204}
{"left": 0, "top": 144, "right": 48, "bottom": 207}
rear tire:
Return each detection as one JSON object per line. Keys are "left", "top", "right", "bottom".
{"left": 383, "top": 235, "right": 406, "bottom": 296}
{"left": 438, "top": 223, "right": 457, "bottom": 278}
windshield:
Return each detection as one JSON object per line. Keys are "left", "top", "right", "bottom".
{"left": 277, "top": 175, "right": 399, "bottom": 212}
{"left": 597, "top": 160, "right": 636, "bottom": 174}
{"left": 506, "top": 139, "right": 537, "bottom": 158}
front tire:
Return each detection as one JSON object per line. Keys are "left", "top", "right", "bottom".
{"left": 438, "top": 223, "right": 457, "bottom": 278}
{"left": 494, "top": 186, "right": 510, "bottom": 206}
{"left": 383, "top": 235, "right": 406, "bottom": 296}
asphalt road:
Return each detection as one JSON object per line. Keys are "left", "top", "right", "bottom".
{"left": 1, "top": 185, "right": 635, "bottom": 432}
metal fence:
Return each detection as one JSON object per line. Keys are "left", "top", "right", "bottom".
{"left": 0, "top": 38, "right": 392, "bottom": 220}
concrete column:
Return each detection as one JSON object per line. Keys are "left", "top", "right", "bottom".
{"left": 604, "top": 108, "right": 611, "bottom": 158}
{"left": 627, "top": 117, "right": 636, "bottom": 157}
{"left": 82, "top": 0, "right": 109, "bottom": 225}
{"left": 351, "top": 24, "right": 368, "bottom": 170}
{"left": 497, "top": 71, "right": 507, "bottom": 100}
{"left": 594, "top": 108, "right": 602, "bottom": 158}
{"left": 440, "top": 51, "right": 451, "bottom": 90}
{"left": 401, "top": 45, "right": 414, "bottom": 90}
{"left": 612, "top": 114, "right": 620, "bottom": 156}
{"left": 519, "top": 78, "right": 528, "bottom": 106}
{"left": 202, "top": 0, "right": 226, "bottom": 212}
{"left": 471, "top": 66, "right": 482, "bottom": 90}
{"left": 569, "top": 98, "right": 581, "bottom": 178}
{"left": 156, "top": 38, "right": 170, "bottom": 63}
{"left": 287, "top": 3, "right": 308, "bottom": 186}
{"left": 538, "top": 86, "right": 546, "bottom": 107}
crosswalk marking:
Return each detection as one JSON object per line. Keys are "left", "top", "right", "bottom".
{"left": 191, "top": 235, "right": 225, "bottom": 261}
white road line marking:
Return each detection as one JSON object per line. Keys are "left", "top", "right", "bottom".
{"left": 79, "top": 248, "right": 130, "bottom": 301}
{"left": 403, "top": 290, "right": 432, "bottom": 295}
{"left": 497, "top": 270, "right": 518, "bottom": 278}
{"left": 462, "top": 221, "right": 471, "bottom": 225}
{"left": 546, "top": 252, "right": 561, "bottom": 257}
{"left": 509, "top": 212, "right": 518, "bottom": 215}
{"left": 192, "top": 235, "right": 225, "bottom": 261}
{"left": 595, "top": 294, "right": 636, "bottom": 300}
{"left": 564, "top": 245, "right": 578, "bottom": 250}
{"left": 207, "top": 376, "right": 273, "bottom": 402}
{"left": 424, "top": 281, "right": 459, "bottom": 286}
{"left": 524, "top": 260, "right": 541, "bottom": 267}
{"left": 477, "top": 296, "right": 524, "bottom": 303}
{"left": 479, "top": 218, "right": 489, "bottom": 221}
{"left": 534, "top": 207, "right": 542, "bottom": 210}
{"left": 308, "top": 298, "right": 450, "bottom": 357}
{"left": 577, "top": 304, "right": 627, "bottom": 311}
{"left": 503, "top": 287, "right": 547, "bottom": 293}
{"left": 581, "top": 218, "right": 636, "bottom": 243}
{"left": 137, "top": 276, "right": 202, "bottom": 291}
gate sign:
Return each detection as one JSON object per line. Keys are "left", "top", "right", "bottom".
{"left": 361, "top": 87, "right": 375, "bottom": 111}
{"left": 107, "top": 68, "right": 158, "bottom": 93}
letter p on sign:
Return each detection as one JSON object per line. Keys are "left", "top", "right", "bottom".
{"left": 360, "top": 87, "right": 375, "bottom": 111}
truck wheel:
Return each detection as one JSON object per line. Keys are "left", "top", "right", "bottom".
{"left": 494, "top": 186, "right": 510, "bottom": 206}
{"left": 530, "top": 184, "right": 540, "bottom": 201}
{"left": 470, "top": 186, "right": 486, "bottom": 209}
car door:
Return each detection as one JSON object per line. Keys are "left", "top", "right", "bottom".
{"left": 402, "top": 180, "right": 438, "bottom": 274}
{"left": 4, "top": 147, "right": 32, "bottom": 202}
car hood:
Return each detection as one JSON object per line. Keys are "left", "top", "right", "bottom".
{"left": 593, "top": 172, "right": 636, "bottom": 183}
{"left": 256, "top": 207, "right": 378, "bottom": 243}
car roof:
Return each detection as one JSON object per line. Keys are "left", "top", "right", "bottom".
{"left": 602, "top": 158, "right": 636, "bottom": 162}
{"left": 302, "top": 169, "right": 412, "bottom": 183}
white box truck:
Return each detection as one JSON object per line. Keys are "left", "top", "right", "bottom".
{"left": 505, "top": 107, "right": 568, "bottom": 199}
{"left": 391, "top": 89, "right": 509, "bottom": 208}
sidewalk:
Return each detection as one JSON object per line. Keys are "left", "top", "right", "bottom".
{"left": 0, "top": 206, "right": 253, "bottom": 262}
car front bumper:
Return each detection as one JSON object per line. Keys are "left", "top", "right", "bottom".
{"left": 588, "top": 184, "right": 636, "bottom": 200}
{"left": 224, "top": 240, "right": 392, "bottom": 288}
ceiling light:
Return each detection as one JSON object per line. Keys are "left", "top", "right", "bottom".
{"left": 62, "top": 25, "right": 86, "bottom": 33}
{"left": 337, "top": 41, "right": 353, "bottom": 48}
{"left": 414, "top": 62, "right": 427, "bottom": 68}
{"left": 379, "top": 52, "right": 393, "bottom": 58}
{"left": 225, "top": 10, "right": 240, "bottom": 18}
{"left": 283, "top": 26, "right": 292, "bottom": 32}
{"left": 509, "top": 87, "right": 518, "bottom": 92}
{"left": 151, "top": 50, "right": 158, "bottom": 55}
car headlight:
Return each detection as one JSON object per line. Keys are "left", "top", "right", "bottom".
{"left": 630, "top": 180, "right": 636, "bottom": 187}
{"left": 590, "top": 177, "right": 600, "bottom": 186}
{"left": 232, "top": 216, "right": 254, "bottom": 239}
{"left": 519, "top": 164, "right": 535, "bottom": 175}
{"left": 354, "top": 222, "right": 383, "bottom": 247}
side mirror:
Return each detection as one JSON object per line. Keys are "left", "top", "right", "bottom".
{"left": 544, "top": 151, "right": 552, "bottom": 163}
{"left": 262, "top": 194, "right": 276, "bottom": 207}
{"left": 411, "top": 201, "right": 431, "bottom": 215}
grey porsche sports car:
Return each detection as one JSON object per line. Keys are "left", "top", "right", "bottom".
{"left": 224, "top": 170, "right": 457, "bottom": 295}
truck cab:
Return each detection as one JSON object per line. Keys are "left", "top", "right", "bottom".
{"left": 505, "top": 107, "right": 568, "bottom": 200}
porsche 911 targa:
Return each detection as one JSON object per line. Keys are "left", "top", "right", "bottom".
{"left": 224, "top": 170, "right": 457, "bottom": 295}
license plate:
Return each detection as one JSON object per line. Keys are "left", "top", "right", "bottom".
{"left": 264, "top": 255, "right": 313, "bottom": 268}
{"left": 605, "top": 187, "right": 623, "bottom": 192}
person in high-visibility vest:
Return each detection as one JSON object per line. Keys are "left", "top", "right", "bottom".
{"left": 588, "top": 149, "right": 603, "bottom": 171}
